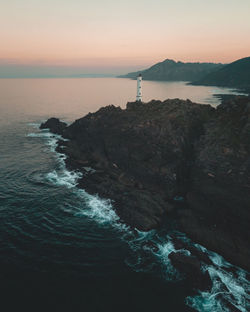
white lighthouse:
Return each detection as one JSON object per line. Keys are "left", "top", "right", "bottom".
{"left": 136, "top": 74, "right": 142, "bottom": 102}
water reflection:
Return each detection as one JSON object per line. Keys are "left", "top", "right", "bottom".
{"left": 0, "top": 78, "right": 244, "bottom": 125}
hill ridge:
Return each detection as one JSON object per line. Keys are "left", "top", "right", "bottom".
{"left": 118, "top": 58, "right": 224, "bottom": 81}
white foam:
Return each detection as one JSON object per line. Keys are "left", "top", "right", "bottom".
{"left": 157, "top": 239, "right": 175, "bottom": 260}
{"left": 75, "top": 189, "right": 119, "bottom": 224}
{"left": 186, "top": 242, "right": 250, "bottom": 312}
{"left": 27, "top": 132, "right": 54, "bottom": 138}
{"left": 126, "top": 229, "right": 156, "bottom": 251}
{"left": 29, "top": 123, "right": 250, "bottom": 312}
{"left": 46, "top": 170, "right": 81, "bottom": 188}
{"left": 154, "top": 237, "right": 182, "bottom": 279}
{"left": 187, "top": 266, "right": 248, "bottom": 312}
{"left": 27, "top": 124, "right": 124, "bottom": 229}
{"left": 208, "top": 251, "right": 231, "bottom": 268}
{"left": 186, "top": 292, "right": 225, "bottom": 312}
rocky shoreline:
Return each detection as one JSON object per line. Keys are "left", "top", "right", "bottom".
{"left": 40, "top": 96, "right": 250, "bottom": 272}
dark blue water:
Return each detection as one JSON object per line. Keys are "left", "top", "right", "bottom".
{"left": 0, "top": 79, "right": 249, "bottom": 312}
{"left": 0, "top": 122, "right": 191, "bottom": 311}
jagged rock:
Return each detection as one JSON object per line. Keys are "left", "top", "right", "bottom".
{"left": 171, "top": 237, "right": 187, "bottom": 250}
{"left": 169, "top": 251, "right": 212, "bottom": 291}
{"left": 181, "top": 96, "right": 250, "bottom": 271}
{"left": 172, "top": 238, "right": 213, "bottom": 266}
{"left": 40, "top": 117, "right": 67, "bottom": 135}
{"left": 59, "top": 99, "right": 213, "bottom": 230}
{"left": 41, "top": 96, "right": 250, "bottom": 271}
{"left": 186, "top": 246, "right": 213, "bottom": 266}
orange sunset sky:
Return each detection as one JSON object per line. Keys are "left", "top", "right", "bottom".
{"left": 0, "top": 0, "right": 250, "bottom": 76}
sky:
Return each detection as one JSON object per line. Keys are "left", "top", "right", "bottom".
{"left": 0, "top": 0, "right": 250, "bottom": 77}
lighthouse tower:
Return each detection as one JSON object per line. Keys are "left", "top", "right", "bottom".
{"left": 136, "top": 74, "right": 142, "bottom": 102}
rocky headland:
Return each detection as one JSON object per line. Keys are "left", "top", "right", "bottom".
{"left": 119, "top": 56, "right": 250, "bottom": 96}
{"left": 41, "top": 96, "right": 250, "bottom": 272}
{"left": 192, "top": 57, "right": 250, "bottom": 94}
{"left": 118, "top": 59, "right": 223, "bottom": 82}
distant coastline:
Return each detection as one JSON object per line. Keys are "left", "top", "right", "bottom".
{"left": 119, "top": 57, "right": 250, "bottom": 96}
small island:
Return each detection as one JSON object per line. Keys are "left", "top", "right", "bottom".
{"left": 41, "top": 96, "right": 250, "bottom": 272}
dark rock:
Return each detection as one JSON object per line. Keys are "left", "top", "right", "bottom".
{"left": 40, "top": 117, "right": 67, "bottom": 135}
{"left": 186, "top": 246, "right": 213, "bottom": 266}
{"left": 41, "top": 96, "right": 250, "bottom": 271}
{"left": 182, "top": 96, "right": 250, "bottom": 271}
{"left": 56, "top": 99, "right": 214, "bottom": 231}
{"left": 169, "top": 251, "right": 212, "bottom": 291}
{"left": 171, "top": 238, "right": 213, "bottom": 266}
{"left": 171, "top": 237, "right": 187, "bottom": 250}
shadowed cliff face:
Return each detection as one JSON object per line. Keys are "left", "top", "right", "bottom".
{"left": 182, "top": 96, "right": 250, "bottom": 271}
{"left": 40, "top": 96, "right": 250, "bottom": 271}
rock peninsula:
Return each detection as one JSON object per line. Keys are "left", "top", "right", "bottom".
{"left": 40, "top": 96, "right": 250, "bottom": 271}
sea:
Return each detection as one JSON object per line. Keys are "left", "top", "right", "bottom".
{"left": 0, "top": 78, "right": 249, "bottom": 312}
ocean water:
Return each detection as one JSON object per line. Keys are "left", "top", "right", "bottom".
{"left": 0, "top": 78, "right": 249, "bottom": 312}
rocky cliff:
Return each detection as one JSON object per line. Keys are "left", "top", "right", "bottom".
{"left": 41, "top": 96, "right": 250, "bottom": 271}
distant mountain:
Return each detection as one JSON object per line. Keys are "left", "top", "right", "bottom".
{"left": 118, "top": 59, "right": 224, "bottom": 81}
{"left": 192, "top": 57, "right": 250, "bottom": 91}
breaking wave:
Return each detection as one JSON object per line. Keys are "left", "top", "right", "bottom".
{"left": 27, "top": 124, "right": 250, "bottom": 312}
{"left": 186, "top": 245, "right": 250, "bottom": 312}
